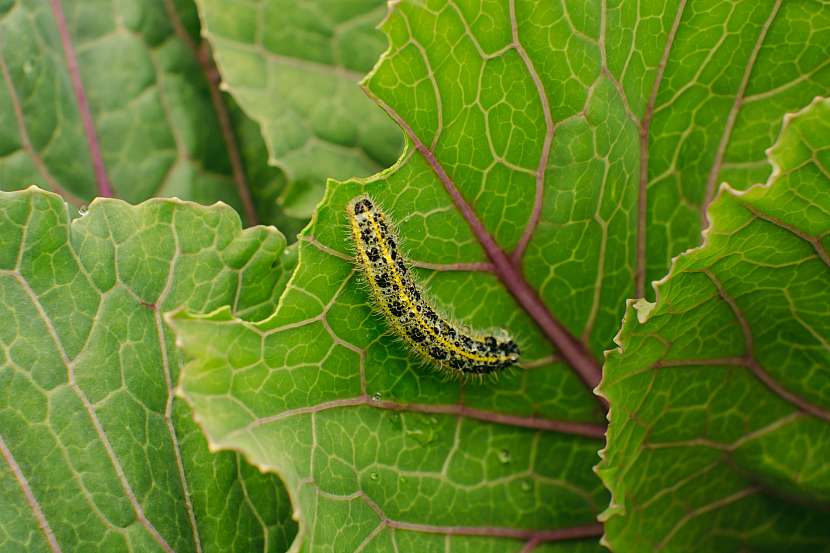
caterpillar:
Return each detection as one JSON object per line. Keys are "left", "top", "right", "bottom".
{"left": 347, "top": 195, "right": 520, "bottom": 379}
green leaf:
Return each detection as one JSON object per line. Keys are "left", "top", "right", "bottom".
{"left": 0, "top": 0, "right": 284, "bottom": 227}
{"left": 195, "top": 0, "right": 404, "bottom": 218}
{"left": 170, "top": 1, "right": 830, "bottom": 551}
{"left": 0, "top": 188, "right": 296, "bottom": 552}
{"left": 598, "top": 97, "right": 830, "bottom": 551}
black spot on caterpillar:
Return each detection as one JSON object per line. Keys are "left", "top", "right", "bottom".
{"left": 347, "top": 195, "right": 520, "bottom": 379}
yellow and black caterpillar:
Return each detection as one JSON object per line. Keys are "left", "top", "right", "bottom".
{"left": 347, "top": 195, "right": 520, "bottom": 378}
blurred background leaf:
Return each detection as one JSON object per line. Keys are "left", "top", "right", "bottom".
{"left": 0, "top": 0, "right": 304, "bottom": 235}
{"left": 194, "top": 0, "right": 403, "bottom": 219}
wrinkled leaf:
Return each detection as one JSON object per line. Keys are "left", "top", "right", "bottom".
{"left": 196, "top": 0, "right": 404, "bottom": 218}
{"left": 0, "top": 0, "right": 283, "bottom": 227}
{"left": 598, "top": 97, "right": 830, "bottom": 551}
{"left": 0, "top": 188, "right": 296, "bottom": 552}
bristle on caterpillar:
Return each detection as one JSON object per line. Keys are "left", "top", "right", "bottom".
{"left": 347, "top": 195, "right": 520, "bottom": 379}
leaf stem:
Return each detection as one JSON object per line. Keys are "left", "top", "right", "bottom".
{"left": 244, "top": 395, "right": 606, "bottom": 439}
{"left": 636, "top": 0, "right": 688, "bottom": 298}
{"left": 368, "top": 95, "right": 606, "bottom": 409}
{"left": 162, "top": 0, "right": 259, "bottom": 226}
{"left": 49, "top": 0, "right": 114, "bottom": 198}
{"left": 357, "top": 489, "right": 603, "bottom": 543}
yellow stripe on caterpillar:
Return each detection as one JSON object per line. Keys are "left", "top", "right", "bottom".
{"left": 347, "top": 195, "right": 520, "bottom": 379}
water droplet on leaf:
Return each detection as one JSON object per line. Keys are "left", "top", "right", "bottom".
{"left": 498, "top": 449, "right": 511, "bottom": 464}
{"left": 371, "top": 392, "right": 382, "bottom": 401}
{"left": 78, "top": 205, "right": 88, "bottom": 216}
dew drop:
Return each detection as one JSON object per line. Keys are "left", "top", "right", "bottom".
{"left": 498, "top": 449, "right": 511, "bottom": 464}
{"left": 78, "top": 205, "right": 88, "bottom": 216}
{"left": 371, "top": 392, "right": 382, "bottom": 402}
{"left": 370, "top": 472, "right": 379, "bottom": 481}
